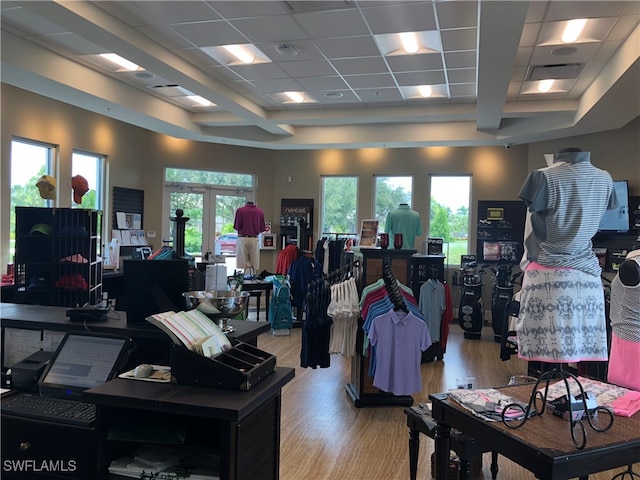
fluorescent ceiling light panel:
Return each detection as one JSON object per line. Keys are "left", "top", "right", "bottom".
{"left": 418, "top": 85, "right": 433, "bottom": 97}
{"left": 187, "top": 95, "right": 215, "bottom": 106}
{"left": 374, "top": 31, "right": 442, "bottom": 56}
{"left": 284, "top": 91, "right": 304, "bottom": 103}
{"left": 399, "top": 85, "right": 448, "bottom": 99}
{"left": 562, "top": 19, "right": 587, "bottom": 44}
{"left": 100, "top": 53, "right": 140, "bottom": 71}
{"left": 538, "top": 79, "right": 554, "bottom": 92}
{"left": 201, "top": 44, "right": 271, "bottom": 66}
{"left": 223, "top": 44, "right": 255, "bottom": 64}
{"left": 400, "top": 32, "right": 419, "bottom": 54}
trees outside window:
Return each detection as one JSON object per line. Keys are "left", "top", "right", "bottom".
{"left": 374, "top": 176, "right": 412, "bottom": 233}
{"left": 321, "top": 176, "right": 358, "bottom": 235}
{"left": 429, "top": 175, "right": 471, "bottom": 264}
{"left": 9, "top": 138, "right": 55, "bottom": 258}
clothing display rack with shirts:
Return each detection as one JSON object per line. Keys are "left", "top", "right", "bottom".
{"left": 418, "top": 266, "right": 452, "bottom": 363}
{"left": 301, "top": 260, "right": 361, "bottom": 369}
{"left": 347, "top": 260, "right": 429, "bottom": 407}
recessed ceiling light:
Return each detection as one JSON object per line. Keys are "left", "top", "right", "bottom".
{"left": 562, "top": 19, "right": 587, "bottom": 44}
{"left": 325, "top": 92, "right": 344, "bottom": 98}
{"left": 100, "top": 53, "right": 140, "bottom": 71}
{"left": 223, "top": 44, "right": 255, "bottom": 64}
{"left": 187, "top": 95, "right": 214, "bottom": 107}
{"left": 538, "top": 79, "right": 555, "bottom": 93}
{"left": 418, "top": 85, "right": 432, "bottom": 98}
{"left": 284, "top": 91, "right": 304, "bottom": 103}
{"left": 400, "top": 32, "right": 419, "bottom": 54}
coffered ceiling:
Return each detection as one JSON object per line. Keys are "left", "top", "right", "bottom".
{"left": 1, "top": 1, "right": 639, "bottom": 149}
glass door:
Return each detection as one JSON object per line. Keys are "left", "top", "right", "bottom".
{"left": 164, "top": 187, "right": 248, "bottom": 262}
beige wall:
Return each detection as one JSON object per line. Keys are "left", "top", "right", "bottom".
{"left": 2, "top": 84, "right": 638, "bottom": 273}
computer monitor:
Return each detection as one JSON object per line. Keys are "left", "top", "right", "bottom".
{"left": 598, "top": 180, "right": 630, "bottom": 233}
{"left": 123, "top": 259, "right": 189, "bottom": 324}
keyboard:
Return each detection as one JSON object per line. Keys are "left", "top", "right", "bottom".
{"left": 2, "top": 393, "right": 96, "bottom": 427}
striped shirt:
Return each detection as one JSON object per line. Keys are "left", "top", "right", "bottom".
{"left": 518, "top": 151, "right": 616, "bottom": 276}
{"left": 610, "top": 253, "right": 640, "bottom": 343}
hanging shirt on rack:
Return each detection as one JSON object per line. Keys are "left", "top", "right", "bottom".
{"left": 327, "top": 276, "right": 360, "bottom": 357}
{"left": 419, "top": 278, "right": 446, "bottom": 343}
{"left": 368, "top": 309, "right": 430, "bottom": 395}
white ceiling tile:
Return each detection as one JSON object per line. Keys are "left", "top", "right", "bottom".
{"left": 140, "top": 25, "right": 194, "bottom": 49}
{"left": 169, "top": 20, "right": 246, "bottom": 47}
{"left": 259, "top": 40, "right": 324, "bottom": 62}
{"left": 385, "top": 53, "right": 444, "bottom": 72}
{"left": 443, "top": 51, "right": 476, "bottom": 69}
{"left": 314, "top": 36, "right": 381, "bottom": 59}
{"left": 229, "top": 16, "right": 309, "bottom": 43}
{"left": 296, "top": 76, "right": 350, "bottom": 91}
{"left": 440, "top": 28, "right": 477, "bottom": 52}
{"left": 449, "top": 84, "right": 476, "bottom": 98}
{"left": 361, "top": 2, "right": 437, "bottom": 34}
{"left": 227, "top": 63, "right": 289, "bottom": 81}
{"left": 447, "top": 68, "right": 476, "bottom": 84}
{"left": 344, "top": 73, "right": 396, "bottom": 89}
{"left": 530, "top": 43, "right": 601, "bottom": 65}
{"left": 357, "top": 87, "right": 404, "bottom": 102}
{"left": 248, "top": 78, "right": 303, "bottom": 93}
{"left": 293, "top": 10, "right": 370, "bottom": 38}
{"left": 545, "top": 1, "right": 630, "bottom": 21}
{"left": 331, "top": 57, "right": 390, "bottom": 76}
{"left": 395, "top": 70, "right": 447, "bottom": 86}
{"left": 436, "top": 1, "right": 478, "bottom": 29}
{"left": 208, "top": 1, "right": 289, "bottom": 18}
{"left": 278, "top": 59, "right": 337, "bottom": 78}
{"left": 38, "top": 32, "right": 106, "bottom": 55}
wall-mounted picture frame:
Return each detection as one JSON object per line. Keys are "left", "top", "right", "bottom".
{"left": 359, "top": 219, "right": 379, "bottom": 248}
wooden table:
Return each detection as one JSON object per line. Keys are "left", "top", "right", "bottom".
{"left": 429, "top": 385, "right": 640, "bottom": 480}
{"left": 242, "top": 279, "right": 273, "bottom": 320}
{"left": 405, "top": 406, "right": 498, "bottom": 480}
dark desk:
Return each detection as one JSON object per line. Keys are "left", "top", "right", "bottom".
{"left": 0, "top": 303, "right": 270, "bottom": 369}
{"left": 242, "top": 280, "right": 273, "bottom": 320}
{"left": 429, "top": 385, "right": 640, "bottom": 480}
{"left": 85, "top": 368, "right": 295, "bottom": 480}
{"left": 2, "top": 367, "right": 294, "bottom": 479}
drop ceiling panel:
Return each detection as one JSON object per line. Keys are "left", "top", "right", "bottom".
{"left": 1, "top": 0, "right": 637, "bottom": 149}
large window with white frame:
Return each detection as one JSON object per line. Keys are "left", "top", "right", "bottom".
{"left": 321, "top": 176, "right": 358, "bottom": 236}
{"left": 72, "top": 150, "right": 105, "bottom": 211}
{"left": 374, "top": 175, "right": 413, "bottom": 233}
{"left": 429, "top": 175, "right": 471, "bottom": 264}
{"left": 163, "top": 168, "right": 255, "bottom": 263}
{"left": 9, "top": 138, "right": 56, "bottom": 259}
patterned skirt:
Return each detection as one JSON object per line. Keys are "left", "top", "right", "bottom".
{"left": 515, "top": 263, "right": 608, "bottom": 363}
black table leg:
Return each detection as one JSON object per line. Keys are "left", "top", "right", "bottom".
{"left": 491, "top": 451, "right": 499, "bottom": 479}
{"left": 408, "top": 427, "right": 419, "bottom": 480}
{"left": 434, "top": 422, "right": 451, "bottom": 480}
{"left": 459, "top": 457, "right": 471, "bottom": 480}
{"left": 255, "top": 292, "right": 261, "bottom": 319}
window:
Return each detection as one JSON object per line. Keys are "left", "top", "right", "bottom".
{"left": 321, "top": 176, "right": 358, "bottom": 235}
{"left": 72, "top": 151, "right": 105, "bottom": 210}
{"left": 429, "top": 175, "right": 471, "bottom": 264}
{"left": 9, "top": 138, "right": 55, "bottom": 258}
{"left": 374, "top": 176, "right": 412, "bottom": 232}
{"left": 163, "top": 168, "right": 254, "bottom": 264}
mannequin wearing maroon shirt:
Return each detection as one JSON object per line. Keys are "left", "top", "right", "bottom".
{"left": 233, "top": 202, "right": 266, "bottom": 273}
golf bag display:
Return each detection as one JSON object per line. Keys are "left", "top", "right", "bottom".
{"left": 457, "top": 262, "right": 487, "bottom": 339}
{"left": 490, "top": 262, "right": 522, "bottom": 343}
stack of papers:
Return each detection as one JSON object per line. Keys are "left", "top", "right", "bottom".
{"left": 146, "top": 310, "right": 232, "bottom": 357}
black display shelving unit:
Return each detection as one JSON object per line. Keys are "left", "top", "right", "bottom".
{"left": 14, "top": 207, "right": 102, "bottom": 307}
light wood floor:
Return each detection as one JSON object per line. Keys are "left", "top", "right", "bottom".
{"left": 255, "top": 321, "right": 638, "bottom": 480}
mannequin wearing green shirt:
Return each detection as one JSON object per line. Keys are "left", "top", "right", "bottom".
{"left": 384, "top": 203, "right": 422, "bottom": 250}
